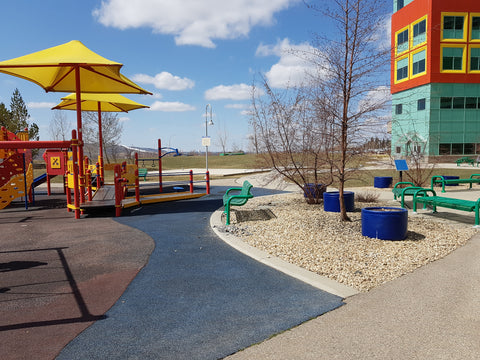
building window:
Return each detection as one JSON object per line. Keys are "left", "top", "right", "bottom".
{"left": 397, "top": 0, "right": 404, "bottom": 10}
{"left": 472, "top": 16, "right": 480, "bottom": 40}
{"left": 465, "top": 143, "right": 475, "bottom": 154}
{"left": 413, "top": 19, "right": 427, "bottom": 47}
{"left": 396, "top": 57, "right": 409, "bottom": 81}
{"left": 395, "top": 104, "right": 403, "bottom": 114}
{"left": 440, "top": 97, "right": 452, "bottom": 109}
{"left": 443, "top": 15, "right": 465, "bottom": 40}
{"left": 397, "top": 28, "right": 409, "bottom": 53}
{"left": 466, "top": 97, "right": 478, "bottom": 109}
{"left": 417, "top": 98, "right": 426, "bottom": 111}
{"left": 412, "top": 49, "right": 426, "bottom": 76}
{"left": 470, "top": 47, "right": 480, "bottom": 71}
{"left": 395, "top": 146, "right": 402, "bottom": 154}
{"left": 439, "top": 144, "right": 451, "bottom": 155}
{"left": 452, "top": 143, "right": 463, "bottom": 155}
{"left": 442, "top": 46, "right": 464, "bottom": 71}
{"left": 453, "top": 97, "right": 465, "bottom": 109}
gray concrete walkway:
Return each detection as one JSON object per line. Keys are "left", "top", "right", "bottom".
{"left": 227, "top": 232, "right": 480, "bottom": 359}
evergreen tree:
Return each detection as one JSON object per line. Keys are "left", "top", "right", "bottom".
{"left": 8, "top": 88, "right": 39, "bottom": 141}
{"left": 0, "top": 102, "right": 13, "bottom": 130}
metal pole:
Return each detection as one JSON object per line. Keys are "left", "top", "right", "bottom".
{"left": 205, "top": 104, "right": 209, "bottom": 171}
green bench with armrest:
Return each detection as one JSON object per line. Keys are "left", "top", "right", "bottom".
{"left": 223, "top": 180, "right": 254, "bottom": 225}
{"left": 392, "top": 181, "right": 425, "bottom": 208}
{"left": 431, "top": 174, "right": 480, "bottom": 193}
{"left": 138, "top": 168, "right": 148, "bottom": 181}
{"left": 456, "top": 157, "right": 474, "bottom": 166}
{"left": 412, "top": 188, "right": 480, "bottom": 226}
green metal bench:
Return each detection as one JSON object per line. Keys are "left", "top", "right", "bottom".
{"left": 392, "top": 181, "right": 425, "bottom": 208}
{"left": 223, "top": 180, "right": 254, "bottom": 225}
{"left": 456, "top": 156, "right": 474, "bottom": 166}
{"left": 431, "top": 174, "right": 480, "bottom": 193}
{"left": 138, "top": 168, "right": 148, "bottom": 181}
{"left": 412, "top": 188, "right": 480, "bottom": 226}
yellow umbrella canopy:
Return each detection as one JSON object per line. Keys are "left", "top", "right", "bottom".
{"left": 52, "top": 93, "right": 149, "bottom": 185}
{"left": 53, "top": 92, "right": 150, "bottom": 112}
{"left": 0, "top": 40, "right": 152, "bottom": 205}
{"left": 0, "top": 40, "right": 151, "bottom": 94}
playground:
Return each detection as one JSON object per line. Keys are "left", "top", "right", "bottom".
{"left": 0, "top": 128, "right": 211, "bottom": 218}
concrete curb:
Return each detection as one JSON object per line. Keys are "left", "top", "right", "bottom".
{"left": 210, "top": 209, "right": 359, "bottom": 299}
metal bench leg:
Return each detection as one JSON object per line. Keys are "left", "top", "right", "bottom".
{"left": 225, "top": 205, "right": 231, "bottom": 225}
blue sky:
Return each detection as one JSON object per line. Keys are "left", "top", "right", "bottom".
{"left": 0, "top": 0, "right": 390, "bottom": 152}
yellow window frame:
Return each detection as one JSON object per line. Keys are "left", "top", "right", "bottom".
{"left": 440, "top": 44, "right": 466, "bottom": 74}
{"left": 410, "top": 46, "right": 427, "bottom": 79}
{"left": 468, "top": 45, "right": 480, "bottom": 73}
{"left": 410, "top": 15, "right": 428, "bottom": 50}
{"left": 470, "top": 13, "right": 480, "bottom": 42}
{"left": 441, "top": 12, "right": 468, "bottom": 42}
{"left": 395, "top": 25, "right": 410, "bottom": 57}
{"left": 394, "top": 53, "right": 410, "bottom": 84}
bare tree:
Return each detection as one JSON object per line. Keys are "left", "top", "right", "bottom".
{"left": 251, "top": 0, "right": 390, "bottom": 217}
{"left": 49, "top": 111, "right": 73, "bottom": 141}
{"left": 82, "top": 111, "right": 123, "bottom": 163}
{"left": 304, "top": 0, "right": 390, "bottom": 220}
{"left": 216, "top": 118, "right": 228, "bottom": 154}
{"left": 251, "top": 80, "right": 333, "bottom": 203}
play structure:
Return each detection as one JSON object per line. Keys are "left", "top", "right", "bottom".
{"left": 0, "top": 128, "right": 33, "bottom": 209}
{"left": 0, "top": 132, "right": 210, "bottom": 219}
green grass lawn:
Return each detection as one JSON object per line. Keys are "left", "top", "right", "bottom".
{"left": 34, "top": 154, "right": 480, "bottom": 187}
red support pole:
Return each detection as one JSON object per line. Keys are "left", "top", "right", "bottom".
{"left": 206, "top": 171, "right": 210, "bottom": 194}
{"left": 158, "top": 139, "right": 163, "bottom": 193}
{"left": 189, "top": 170, "right": 193, "bottom": 193}
{"left": 97, "top": 101, "right": 105, "bottom": 186}
{"left": 47, "top": 174, "right": 51, "bottom": 196}
{"left": 135, "top": 152, "right": 140, "bottom": 203}
{"left": 71, "top": 130, "right": 80, "bottom": 219}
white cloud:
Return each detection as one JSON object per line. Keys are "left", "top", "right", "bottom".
{"left": 149, "top": 101, "right": 196, "bottom": 112}
{"left": 93, "top": 0, "right": 299, "bottom": 48}
{"left": 358, "top": 86, "right": 391, "bottom": 113}
{"left": 257, "top": 38, "right": 319, "bottom": 89}
{"left": 119, "top": 116, "right": 130, "bottom": 122}
{"left": 27, "top": 102, "right": 56, "bottom": 109}
{"left": 205, "top": 84, "right": 254, "bottom": 101}
{"left": 132, "top": 72, "right": 195, "bottom": 91}
{"left": 225, "top": 103, "right": 249, "bottom": 109}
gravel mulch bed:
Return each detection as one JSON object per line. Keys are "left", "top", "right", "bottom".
{"left": 226, "top": 192, "right": 478, "bottom": 292}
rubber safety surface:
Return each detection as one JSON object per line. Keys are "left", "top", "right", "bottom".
{"left": 58, "top": 188, "right": 343, "bottom": 359}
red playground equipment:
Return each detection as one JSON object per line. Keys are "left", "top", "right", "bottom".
{"left": 0, "top": 132, "right": 210, "bottom": 219}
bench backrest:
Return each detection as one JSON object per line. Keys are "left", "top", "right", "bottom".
{"left": 241, "top": 181, "right": 254, "bottom": 197}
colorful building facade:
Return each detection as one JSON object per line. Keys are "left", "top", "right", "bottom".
{"left": 391, "top": 0, "right": 480, "bottom": 157}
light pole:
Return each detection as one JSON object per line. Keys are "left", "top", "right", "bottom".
{"left": 204, "top": 104, "right": 214, "bottom": 171}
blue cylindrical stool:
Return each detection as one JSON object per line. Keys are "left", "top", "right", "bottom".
{"left": 361, "top": 207, "right": 408, "bottom": 240}
{"left": 374, "top": 176, "right": 393, "bottom": 188}
{"left": 323, "top": 191, "right": 355, "bottom": 212}
{"left": 441, "top": 175, "right": 459, "bottom": 186}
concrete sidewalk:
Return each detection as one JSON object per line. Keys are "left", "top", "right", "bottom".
{"left": 227, "top": 232, "right": 480, "bottom": 359}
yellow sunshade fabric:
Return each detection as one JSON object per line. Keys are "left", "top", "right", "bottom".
{"left": 0, "top": 40, "right": 151, "bottom": 94}
{"left": 53, "top": 93, "right": 149, "bottom": 112}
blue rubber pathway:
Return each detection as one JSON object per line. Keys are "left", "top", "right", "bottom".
{"left": 57, "top": 187, "right": 344, "bottom": 359}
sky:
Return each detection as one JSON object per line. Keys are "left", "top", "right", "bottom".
{"left": 0, "top": 0, "right": 391, "bottom": 152}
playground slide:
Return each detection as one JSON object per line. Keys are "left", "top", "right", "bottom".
{"left": 33, "top": 173, "right": 49, "bottom": 188}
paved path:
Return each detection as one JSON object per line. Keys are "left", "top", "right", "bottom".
{"left": 57, "top": 186, "right": 344, "bottom": 359}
